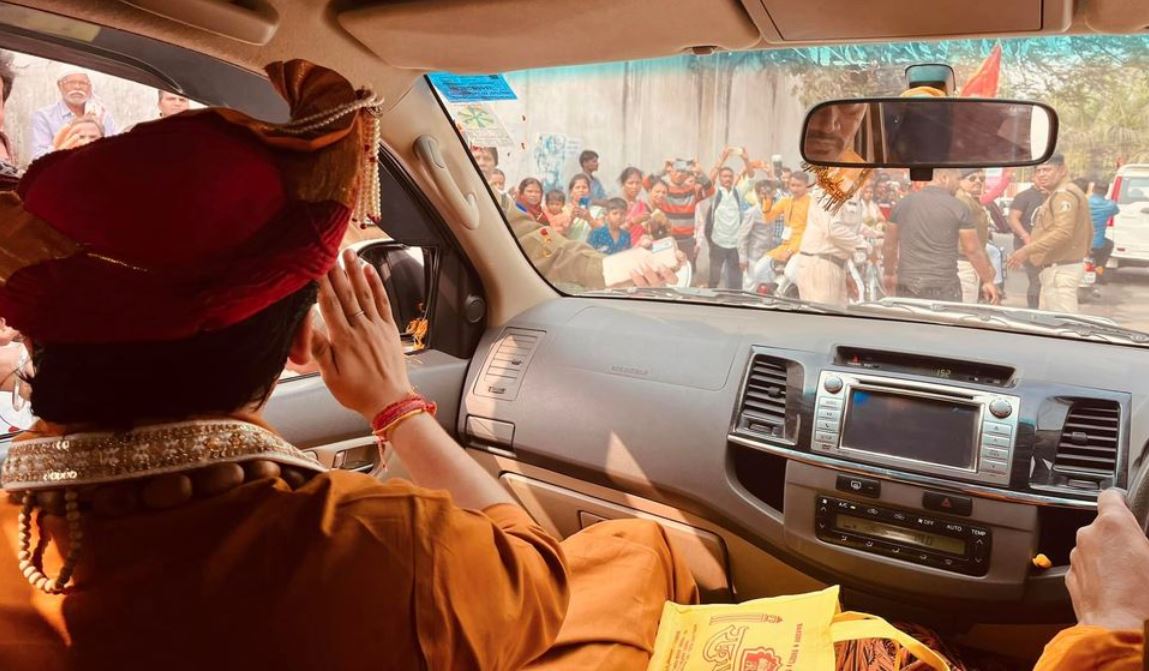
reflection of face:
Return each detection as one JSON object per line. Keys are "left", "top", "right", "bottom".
{"left": 570, "top": 179, "right": 590, "bottom": 200}
{"left": 789, "top": 175, "right": 808, "bottom": 199}
{"left": 623, "top": 173, "right": 642, "bottom": 199}
{"left": 960, "top": 171, "right": 985, "bottom": 197}
{"left": 158, "top": 92, "right": 190, "bottom": 117}
{"left": 471, "top": 147, "right": 496, "bottom": 175}
{"left": 522, "top": 182, "right": 542, "bottom": 205}
{"left": 719, "top": 168, "right": 735, "bottom": 189}
{"left": 805, "top": 103, "right": 867, "bottom": 161}
{"left": 649, "top": 182, "right": 668, "bottom": 205}
{"left": 58, "top": 74, "right": 91, "bottom": 106}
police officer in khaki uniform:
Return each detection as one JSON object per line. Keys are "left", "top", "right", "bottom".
{"left": 794, "top": 187, "right": 866, "bottom": 307}
{"left": 1008, "top": 154, "right": 1092, "bottom": 313}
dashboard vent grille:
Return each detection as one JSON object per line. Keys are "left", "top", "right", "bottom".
{"left": 738, "top": 354, "right": 791, "bottom": 439}
{"left": 474, "top": 328, "right": 544, "bottom": 401}
{"left": 1053, "top": 400, "right": 1121, "bottom": 481}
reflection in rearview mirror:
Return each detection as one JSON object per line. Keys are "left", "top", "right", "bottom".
{"left": 800, "top": 98, "right": 1058, "bottom": 168}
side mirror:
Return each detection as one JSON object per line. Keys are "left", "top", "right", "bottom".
{"left": 349, "top": 240, "right": 433, "bottom": 347}
{"left": 800, "top": 98, "right": 1058, "bottom": 169}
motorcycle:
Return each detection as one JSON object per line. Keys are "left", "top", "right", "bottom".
{"left": 846, "top": 238, "right": 885, "bottom": 304}
{"left": 749, "top": 254, "right": 800, "bottom": 299}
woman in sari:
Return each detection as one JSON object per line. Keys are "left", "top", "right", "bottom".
{"left": 515, "top": 177, "right": 546, "bottom": 223}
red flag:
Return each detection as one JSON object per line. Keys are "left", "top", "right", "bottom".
{"left": 959, "top": 43, "right": 1002, "bottom": 98}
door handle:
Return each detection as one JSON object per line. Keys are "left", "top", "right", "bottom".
{"left": 415, "top": 135, "right": 480, "bottom": 230}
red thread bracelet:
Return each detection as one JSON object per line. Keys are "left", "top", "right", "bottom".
{"left": 371, "top": 393, "right": 437, "bottom": 441}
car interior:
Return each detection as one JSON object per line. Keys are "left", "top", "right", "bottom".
{"left": 4, "top": 0, "right": 1149, "bottom": 665}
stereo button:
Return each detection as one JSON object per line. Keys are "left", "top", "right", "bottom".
{"left": 814, "top": 430, "right": 839, "bottom": 444}
{"left": 818, "top": 398, "right": 844, "bottom": 410}
{"left": 816, "top": 419, "right": 839, "bottom": 432}
{"left": 981, "top": 459, "right": 1009, "bottom": 475}
{"left": 989, "top": 398, "right": 1013, "bottom": 419}
{"left": 823, "top": 375, "right": 844, "bottom": 394}
{"left": 981, "top": 446, "right": 1009, "bottom": 461}
{"left": 981, "top": 435, "right": 1011, "bottom": 449}
{"left": 816, "top": 408, "right": 841, "bottom": 421}
{"left": 983, "top": 421, "right": 1012, "bottom": 437}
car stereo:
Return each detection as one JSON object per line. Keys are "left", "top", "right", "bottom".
{"left": 812, "top": 371, "right": 1020, "bottom": 486}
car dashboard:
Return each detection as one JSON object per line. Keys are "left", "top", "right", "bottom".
{"left": 459, "top": 296, "right": 1145, "bottom": 625}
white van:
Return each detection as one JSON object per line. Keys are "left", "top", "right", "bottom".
{"left": 1107, "top": 163, "right": 1149, "bottom": 270}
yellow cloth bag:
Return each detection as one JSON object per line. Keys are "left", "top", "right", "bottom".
{"left": 646, "top": 586, "right": 949, "bottom": 671}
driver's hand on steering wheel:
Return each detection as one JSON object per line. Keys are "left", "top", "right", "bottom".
{"left": 1066, "top": 489, "right": 1149, "bottom": 631}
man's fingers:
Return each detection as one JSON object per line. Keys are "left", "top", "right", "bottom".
{"left": 629, "top": 269, "right": 648, "bottom": 287}
{"left": 1096, "top": 488, "right": 1138, "bottom": 526}
{"left": 343, "top": 249, "right": 380, "bottom": 322}
{"left": 657, "top": 265, "right": 678, "bottom": 285}
{"left": 317, "top": 276, "right": 351, "bottom": 335}
{"left": 365, "top": 264, "right": 397, "bottom": 326}
{"left": 328, "top": 255, "right": 362, "bottom": 318}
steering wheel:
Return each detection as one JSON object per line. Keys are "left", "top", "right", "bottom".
{"left": 1125, "top": 453, "right": 1149, "bottom": 534}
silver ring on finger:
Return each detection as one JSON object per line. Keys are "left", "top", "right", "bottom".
{"left": 348, "top": 310, "right": 366, "bottom": 320}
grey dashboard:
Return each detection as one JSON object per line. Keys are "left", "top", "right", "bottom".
{"left": 459, "top": 296, "right": 1149, "bottom": 624}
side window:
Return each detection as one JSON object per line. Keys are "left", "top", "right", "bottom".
{"left": 1, "top": 49, "right": 201, "bottom": 433}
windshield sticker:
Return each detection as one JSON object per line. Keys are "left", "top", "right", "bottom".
{"left": 451, "top": 103, "right": 515, "bottom": 148}
{"left": 428, "top": 73, "right": 517, "bottom": 102}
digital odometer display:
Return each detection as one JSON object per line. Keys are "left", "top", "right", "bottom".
{"left": 836, "top": 514, "right": 967, "bottom": 556}
{"left": 841, "top": 389, "right": 978, "bottom": 469}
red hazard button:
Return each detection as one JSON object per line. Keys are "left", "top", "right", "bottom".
{"left": 923, "top": 491, "right": 972, "bottom": 516}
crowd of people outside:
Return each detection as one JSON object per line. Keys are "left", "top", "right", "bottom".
{"left": 474, "top": 139, "right": 1120, "bottom": 316}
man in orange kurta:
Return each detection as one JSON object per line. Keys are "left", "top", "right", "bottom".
{"left": 0, "top": 60, "right": 698, "bottom": 671}
{"left": 1032, "top": 489, "right": 1147, "bottom": 670}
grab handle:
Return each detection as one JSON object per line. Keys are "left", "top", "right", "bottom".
{"left": 414, "top": 135, "right": 480, "bottom": 231}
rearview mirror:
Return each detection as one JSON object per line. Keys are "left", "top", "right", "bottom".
{"left": 800, "top": 98, "right": 1058, "bottom": 168}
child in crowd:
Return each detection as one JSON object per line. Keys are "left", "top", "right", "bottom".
{"left": 587, "top": 198, "right": 632, "bottom": 255}
{"left": 544, "top": 190, "right": 572, "bottom": 238}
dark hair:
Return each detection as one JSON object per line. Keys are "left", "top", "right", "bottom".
{"left": 754, "top": 179, "right": 774, "bottom": 193}
{"left": 491, "top": 168, "right": 505, "bottom": 178}
{"left": 518, "top": 177, "right": 543, "bottom": 194}
{"left": 545, "top": 189, "right": 566, "bottom": 204}
{"left": 28, "top": 282, "right": 319, "bottom": 428}
{"left": 579, "top": 150, "right": 599, "bottom": 165}
{"left": 1093, "top": 181, "right": 1110, "bottom": 195}
{"left": 1046, "top": 153, "right": 1066, "bottom": 166}
{"left": 618, "top": 166, "right": 643, "bottom": 186}
{"left": 789, "top": 171, "right": 810, "bottom": 186}
{"left": 605, "top": 197, "right": 628, "bottom": 213}
{"left": 473, "top": 146, "right": 499, "bottom": 166}
{"left": 718, "top": 166, "right": 735, "bottom": 176}
{"left": 568, "top": 173, "right": 591, "bottom": 193}
{"left": 0, "top": 50, "right": 14, "bottom": 103}
{"left": 780, "top": 166, "right": 792, "bottom": 174}
{"left": 1072, "top": 177, "right": 1090, "bottom": 193}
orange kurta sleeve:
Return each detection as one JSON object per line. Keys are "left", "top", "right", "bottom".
{"left": 412, "top": 497, "right": 570, "bottom": 671}
{"left": 1033, "top": 625, "right": 1144, "bottom": 671}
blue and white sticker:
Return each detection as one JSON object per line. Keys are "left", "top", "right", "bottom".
{"left": 427, "top": 73, "right": 517, "bottom": 103}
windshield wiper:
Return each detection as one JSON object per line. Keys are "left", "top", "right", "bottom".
{"left": 583, "top": 286, "right": 847, "bottom": 314}
{"left": 854, "top": 298, "right": 1149, "bottom": 345}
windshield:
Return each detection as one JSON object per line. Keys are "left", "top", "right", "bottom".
{"left": 430, "top": 36, "right": 1149, "bottom": 342}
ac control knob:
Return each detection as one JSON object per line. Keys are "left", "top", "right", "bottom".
{"left": 989, "top": 398, "right": 1013, "bottom": 419}
{"left": 823, "top": 375, "right": 844, "bottom": 394}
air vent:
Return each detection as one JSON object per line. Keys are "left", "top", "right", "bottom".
{"left": 1053, "top": 400, "right": 1121, "bottom": 482}
{"left": 737, "top": 354, "right": 792, "bottom": 440}
{"left": 474, "top": 328, "right": 543, "bottom": 401}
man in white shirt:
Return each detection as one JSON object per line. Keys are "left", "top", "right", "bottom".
{"left": 795, "top": 189, "right": 867, "bottom": 307}
{"left": 704, "top": 166, "right": 751, "bottom": 288}
{"left": 30, "top": 68, "right": 119, "bottom": 160}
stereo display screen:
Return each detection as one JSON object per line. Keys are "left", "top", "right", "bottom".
{"left": 841, "top": 389, "right": 978, "bottom": 469}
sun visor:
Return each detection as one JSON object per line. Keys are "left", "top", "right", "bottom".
{"left": 337, "top": 0, "right": 762, "bottom": 73}
{"left": 742, "top": 0, "right": 1072, "bottom": 43}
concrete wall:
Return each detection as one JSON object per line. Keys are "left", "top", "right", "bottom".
{"left": 469, "top": 55, "right": 808, "bottom": 195}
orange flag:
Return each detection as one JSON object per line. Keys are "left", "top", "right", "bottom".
{"left": 960, "top": 43, "right": 1002, "bottom": 98}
